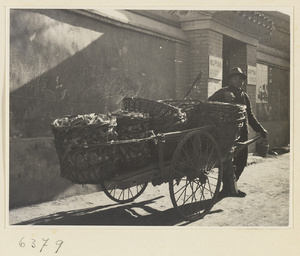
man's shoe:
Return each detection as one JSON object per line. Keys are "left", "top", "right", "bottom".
{"left": 218, "top": 189, "right": 246, "bottom": 198}
{"left": 218, "top": 189, "right": 230, "bottom": 198}
{"left": 232, "top": 190, "right": 246, "bottom": 197}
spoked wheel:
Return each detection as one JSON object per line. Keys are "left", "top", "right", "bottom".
{"left": 169, "top": 130, "right": 223, "bottom": 221}
{"left": 100, "top": 180, "right": 148, "bottom": 204}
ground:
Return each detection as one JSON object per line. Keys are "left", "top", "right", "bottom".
{"left": 9, "top": 152, "right": 290, "bottom": 226}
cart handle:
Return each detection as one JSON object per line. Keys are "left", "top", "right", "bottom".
{"left": 156, "top": 126, "right": 211, "bottom": 138}
{"left": 235, "top": 135, "right": 263, "bottom": 148}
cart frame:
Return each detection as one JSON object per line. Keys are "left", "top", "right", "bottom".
{"left": 66, "top": 125, "right": 262, "bottom": 222}
{"left": 91, "top": 124, "right": 261, "bottom": 221}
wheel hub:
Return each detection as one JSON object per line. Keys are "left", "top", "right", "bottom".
{"left": 199, "top": 173, "right": 207, "bottom": 184}
{"left": 187, "top": 169, "right": 207, "bottom": 183}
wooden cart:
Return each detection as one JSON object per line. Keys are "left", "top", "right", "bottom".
{"left": 52, "top": 94, "right": 262, "bottom": 222}
{"left": 82, "top": 125, "right": 262, "bottom": 222}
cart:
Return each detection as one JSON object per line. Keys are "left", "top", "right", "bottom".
{"left": 95, "top": 127, "right": 262, "bottom": 222}
{"left": 51, "top": 96, "right": 262, "bottom": 222}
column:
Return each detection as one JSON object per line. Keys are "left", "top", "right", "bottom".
{"left": 184, "top": 29, "right": 223, "bottom": 101}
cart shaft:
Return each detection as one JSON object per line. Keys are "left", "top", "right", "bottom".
{"left": 235, "top": 135, "right": 263, "bottom": 148}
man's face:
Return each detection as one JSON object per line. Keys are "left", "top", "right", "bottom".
{"left": 229, "top": 75, "right": 245, "bottom": 89}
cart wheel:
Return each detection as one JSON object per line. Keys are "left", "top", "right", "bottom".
{"left": 100, "top": 181, "right": 148, "bottom": 204}
{"left": 169, "top": 130, "right": 222, "bottom": 221}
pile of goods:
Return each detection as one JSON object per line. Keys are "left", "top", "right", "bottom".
{"left": 51, "top": 113, "right": 118, "bottom": 184}
{"left": 161, "top": 99, "right": 201, "bottom": 117}
{"left": 51, "top": 97, "right": 246, "bottom": 184}
{"left": 158, "top": 99, "right": 246, "bottom": 159}
{"left": 52, "top": 113, "right": 115, "bottom": 127}
{"left": 51, "top": 110, "right": 154, "bottom": 184}
{"left": 123, "top": 97, "right": 187, "bottom": 133}
{"left": 111, "top": 110, "right": 152, "bottom": 170}
{"left": 190, "top": 101, "right": 246, "bottom": 155}
{"left": 122, "top": 97, "right": 190, "bottom": 161}
{"left": 156, "top": 99, "right": 203, "bottom": 160}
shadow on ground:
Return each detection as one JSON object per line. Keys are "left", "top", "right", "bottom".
{"left": 14, "top": 196, "right": 223, "bottom": 226}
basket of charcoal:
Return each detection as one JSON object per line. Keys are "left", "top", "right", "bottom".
{"left": 123, "top": 97, "right": 191, "bottom": 161}
{"left": 123, "top": 97, "right": 187, "bottom": 133}
{"left": 112, "top": 110, "right": 152, "bottom": 170}
{"left": 51, "top": 113, "right": 118, "bottom": 184}
{"left": 161, "top": 99, "right": 202, "bottom": 127}
{"left": 190, "top": 101, "right": 247, "bottom": 156}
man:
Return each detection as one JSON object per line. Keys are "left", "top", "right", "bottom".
{"left": 208, "top": 67, "right": 268, "bottom": 197}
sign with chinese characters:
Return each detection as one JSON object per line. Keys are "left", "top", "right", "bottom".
{"left": 256, "top": 63, "right": 268, "bottom": 103}
{"left": 247, "top": 65, "right": 257, "bottom": 85}
{"left": 209, "top": 55, "right": 223, "bottom": 80}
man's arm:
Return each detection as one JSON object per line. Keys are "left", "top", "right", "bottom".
{"left": 208, "top": 88, "right": 226, "bottom": 102}
{"left": 244, "top": 93, "right": 268, "bottom": 137}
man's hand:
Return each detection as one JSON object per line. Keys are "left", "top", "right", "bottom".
{"left": 261, "top": 128, "right": 268, "bottom": 138}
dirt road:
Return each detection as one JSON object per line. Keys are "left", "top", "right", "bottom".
{"left": 9, "top": 153, "right": 290, "bottom": 226}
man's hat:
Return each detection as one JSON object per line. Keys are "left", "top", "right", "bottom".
{"left": 228, "top": 67, "right": 247, "bottom": 80}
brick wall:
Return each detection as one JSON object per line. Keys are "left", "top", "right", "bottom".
{"left": 185, "top": 30, "right": 223, "bottom": 100}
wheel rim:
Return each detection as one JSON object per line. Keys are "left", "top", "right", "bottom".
{"left": 169, "top": 130, "right": 222, "bottom": 221}
{"left": 101, "top": 181, "right": 148, "bottom": 204}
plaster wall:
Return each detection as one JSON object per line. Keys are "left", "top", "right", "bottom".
{"left": 9, "top": 9, "right": 189, "bottom": 208}
{"left": 9, "top": 137, "right": 102, "bottom": 209}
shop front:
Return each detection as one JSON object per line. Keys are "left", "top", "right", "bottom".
{"left": 174, "top": 10, "right": 290, "bottom": 150}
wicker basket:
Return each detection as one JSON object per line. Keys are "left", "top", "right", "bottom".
{"left": 123, "top": 97, "right": 184, "bottom": 117}
{"left": 51, "top": 114, "right": 118, "bottom": 184}
{"left": 112, "top": 111, "right": 152, "bottom": 170}
{"left": 54, "top": 145, "right": 118, "bottom": 184}
{"left": 161, "top": 99, "right": 202, "bottom": 118}
{"left": 191, "top": 101, "right": 246, "bottom": 156}
{"left": 123, "top": 97, "right": 186, "bottom": 133}
{"left": 152, "top": 100, "right": 201, "bottom": 160}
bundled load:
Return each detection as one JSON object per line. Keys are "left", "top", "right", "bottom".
{"left": 51, "top": 113, "right": 118, "bottom": 184}
{"left": 52, "top": 113, "right": 114, "bottom": 127}
{"left": 158, "top": 99, "right": 246, "bottom": 158}
{"left": 122, "top": 97, "right": 190, "bottom": 161}
{"left": 123, "top": 97, "right": 187, "bottom": 133}
{"left": 123, "top": 98, "right": 198, "bottom": 160}
{"left": 112, "top": 110, "right": 152, "bottom": 170}
{"left": 51, "top": 110, "right": 154, "bottom": 184}
{"left": 190, "top": 101, "right": 246, "bottom": 155}
{"left": 161, "top": 99, "right": 201, "bottom": 116}
{"left": 51, "top": 96, "right": 246, "bottom": 185}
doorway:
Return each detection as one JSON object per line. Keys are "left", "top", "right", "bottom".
{"left": 222, "top": 35, "right": 246, "bottom": 87}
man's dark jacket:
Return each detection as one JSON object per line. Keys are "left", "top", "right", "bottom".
{"left": 208, "top": 85, "right": 265, "bottom": 180}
